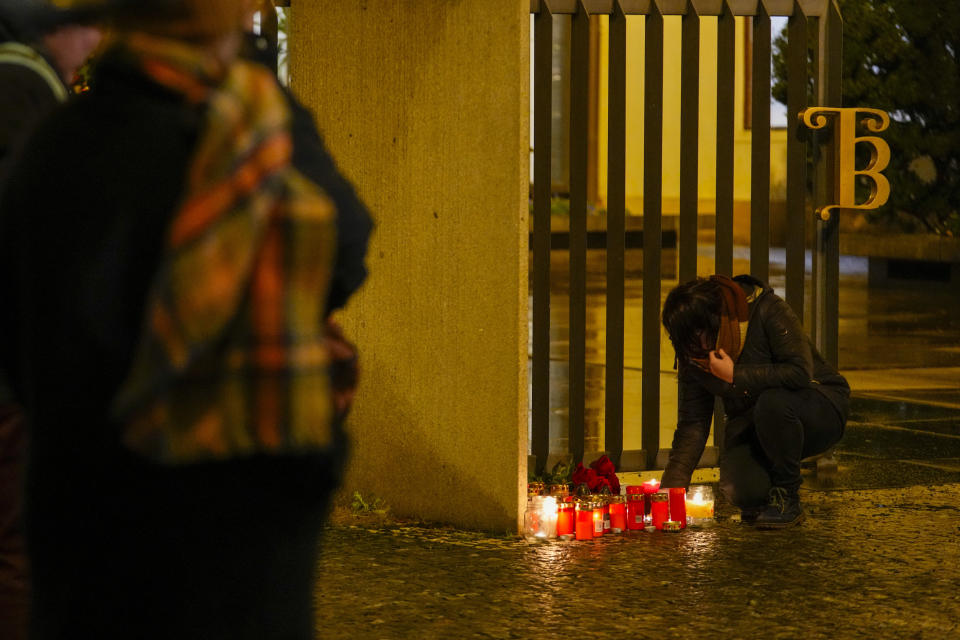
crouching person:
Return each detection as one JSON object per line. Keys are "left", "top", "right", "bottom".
{"left": 659, "top": 275, "right": 849, "bottom": 528}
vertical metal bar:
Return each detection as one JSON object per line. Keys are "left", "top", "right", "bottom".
{"left": 569, "top": 2, "right": 590, "bottom": 464}
{"left": 785, "top": 3, "right": 808, "bottom": 318}
{"left": 821, "top": 0, "right": 842, "bottom": 366}
{"left": 750, "top": 3, "right": 771, "bottom": 282}
{"left": 532, "top": 4, "right": 553, "bottom": 474}
{"left": 713, "top": 0, "right": 737, "bottom": 453}
{"left": 605, "top": 1, "right": 627, "bottom": 468}
{"left": 642, "top": 2, "right": 664, "bottom": 469}
{"left": 678, "top": 1, "right": 700, "bottom": 284}
{"left": 810, "top": 14, "right": 822, "bottom": 349}
{"left": 715, "top": 1, "right": 735, "bottom": 278}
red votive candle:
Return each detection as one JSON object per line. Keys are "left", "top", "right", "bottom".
{"left": 593, "top": 505, "right": 604, "bottom": 538}
{"left": 627, "top": 494, "right": 644, "bottom": 530}
{"left": 642, "top": 479, "right": 661, "bottom": 520}
{"left": 651, "top": 491, "right": 669, "bottom": 530}
{"left": 557, "top": 502, "right": 575, "bottom": 540}
{"left": 609, "top": 496, "right": 627, "bottom": 533}
{"left": 668, "top": 487, "right": 687, "bottom": 529}
{"left": 575, "top": 500, "right": 594, "bottom": 541}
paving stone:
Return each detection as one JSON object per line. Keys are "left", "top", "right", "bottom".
{"left": 315, "top": 484, "right": 960, "bottom": 639}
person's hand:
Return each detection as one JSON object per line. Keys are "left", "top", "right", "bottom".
{"left": 325, "top": 318, "right": 358, "bottom": 417}
{"left": 708, "top": 348, "right": 734, "bottom": 384}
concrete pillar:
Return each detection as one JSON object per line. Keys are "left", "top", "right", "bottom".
{"left": 290, "top": 1, "right": 529, "bottom": 532}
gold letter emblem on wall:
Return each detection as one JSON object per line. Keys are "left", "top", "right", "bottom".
{"left": 800, "top": 108, "right": 891, "bottom": 221}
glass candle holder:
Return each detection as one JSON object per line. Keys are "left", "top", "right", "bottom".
{"left": 651, "top": 490, "right": 670, "bottom": 530}
{"left": 642, "top": 478, "right": 661, "bottom": 521}
{"left": 556, "top": 500, "right": 575, "bottom": 540}
{"left": 685, "top": 485, "right": 715, "bottom": 526}
{"left": 626, "top": 493, "right": 644, "bottom": 530}
{"left": 523, "top": 495, "right": 558, "bottom": 542}
{"left": 549, "top": 484, "right": 570, "bottom": 498}
{"left": 608, "top": 495, "right": 627, "bottom": 533}
{"left": 668, "top": 487, "right": 687, "bottom": 529}
{"left": 601, "top": 498, "right": 611, "bottom": 535}
{"left": 574, "top": 498, "right": 596, "bottom": 541}
{"left": 592, "top": 502, "right": 604, "bottom": 538}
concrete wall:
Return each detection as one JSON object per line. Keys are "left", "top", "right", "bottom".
{"left": 289, "top": 1, "right": 529, "bottom": 532}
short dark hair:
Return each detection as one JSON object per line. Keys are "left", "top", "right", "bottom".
{"left": 662, "top": 277, "right": 722, "bottom": 366}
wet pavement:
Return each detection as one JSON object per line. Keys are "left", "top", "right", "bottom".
{"left": 313, "top": 393, "right": 960, "bottom": 639}
{"left": 316, "top": 482, "right": 960, "bottom": 639}
{"left": 313, "top": 247, "right": 960, "bottom": 639}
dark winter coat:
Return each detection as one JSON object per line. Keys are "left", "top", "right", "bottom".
{"left": 0, "top": 45, "right": 369, "bottom": 639}
{"left": 0, "top": 16, "right": 66, "bottom": 187}
{"left": 660, "top": 275, "right": 850, "bottom": 488}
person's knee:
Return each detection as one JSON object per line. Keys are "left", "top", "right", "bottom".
{"left": 753, "top": 388, "right": 794, "bottom": 424}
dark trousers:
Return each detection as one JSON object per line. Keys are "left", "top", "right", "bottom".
{"left": 29, "top": 439, "right": 347, "bottom": 640}
{"left": 719, "top": 388, "right": 845, "bottom": 508}
{"left": 0, "top": 404, "right": 27, "bottom": 640}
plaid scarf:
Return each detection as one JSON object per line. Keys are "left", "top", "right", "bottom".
{"left": 690, "top": 275, "right": 750, "bottom": 373}
{"left": 111, "top": 34, "right": 337, "bottom": 464}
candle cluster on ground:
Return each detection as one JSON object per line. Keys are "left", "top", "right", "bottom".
{"left": 524, "top": 482, "right": 716, "bottom": 542}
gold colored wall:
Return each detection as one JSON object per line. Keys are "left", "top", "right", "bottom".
{"left": 595, "top": 16, "right": 788, "bottom": 248}
{"left": 289, "top": 1, "right": 530, "bottom": 532}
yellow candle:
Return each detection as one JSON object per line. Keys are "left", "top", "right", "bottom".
{"left": 685, "top": 498, "right": 714, "bottom": 519}
{"left": 685, "top": 485, "right": 715, "bottom": 522}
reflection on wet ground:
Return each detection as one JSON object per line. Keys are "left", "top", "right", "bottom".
{"left": 316, "top": 484, "right": 960, "bottom": 639}
{"left": 530, "top": 247, "right": 960, "bottom": 466}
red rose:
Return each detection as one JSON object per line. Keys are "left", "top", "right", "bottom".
{"left": 588, "top": 475, "right": 611, "bottom": 493}
{"left": 571, "top": 463, "right": 592, "bottom": 489}
{"left": 590, "top": 454, "right": 616, "bottom": 477}
{"left": 589, "top": 454, "right": 620, "bottom": 494}
{"left": 607, "top": 474, "right": 621, "bottom": 495}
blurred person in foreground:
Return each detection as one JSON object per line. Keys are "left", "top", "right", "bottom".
{"left": 659, "top": 275, "right": 849, "bottom": 528}
{"left": 0, "top": 2, "right": 102, "bottom": 638}
{"left": 0, "top": 0, "right": 371, "bottom": 638}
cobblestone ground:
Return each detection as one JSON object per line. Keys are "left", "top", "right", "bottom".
{"left": 313, "top": 483, "right": 960, "bottom": 639}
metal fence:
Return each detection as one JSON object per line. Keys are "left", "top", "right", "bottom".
{"left": 530, "top": 0, "right": 843, "bottom": 474}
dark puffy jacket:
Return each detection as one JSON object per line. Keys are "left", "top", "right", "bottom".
{"left": 660, "top": 275, "right": 850, "bottom": 488}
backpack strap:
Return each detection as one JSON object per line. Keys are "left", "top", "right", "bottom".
{"left": 0, "top": 42, "right": 67, "bottom": 103}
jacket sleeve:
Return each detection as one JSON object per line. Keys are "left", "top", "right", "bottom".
{"left": 0, "top": 65, "right": 60, "bottom": 185}
{"left": 660, "top": 370, "right": 714, "bottom": 488}
{"left": 732, "top": 296, "right": 813, "bottom": 394}
{"left": 285, "top": 89, "right": 374, "bottom": 315}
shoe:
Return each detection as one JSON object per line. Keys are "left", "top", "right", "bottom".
{"left": 755, "top": 487, "right": 805, "bottom": 529}
{"left": 739, "top": 506, "right": 765, "bottom": 524}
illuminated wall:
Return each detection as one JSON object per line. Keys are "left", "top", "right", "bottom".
{"left": 290, "top": 0, "right": 530, "bottom": 532}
